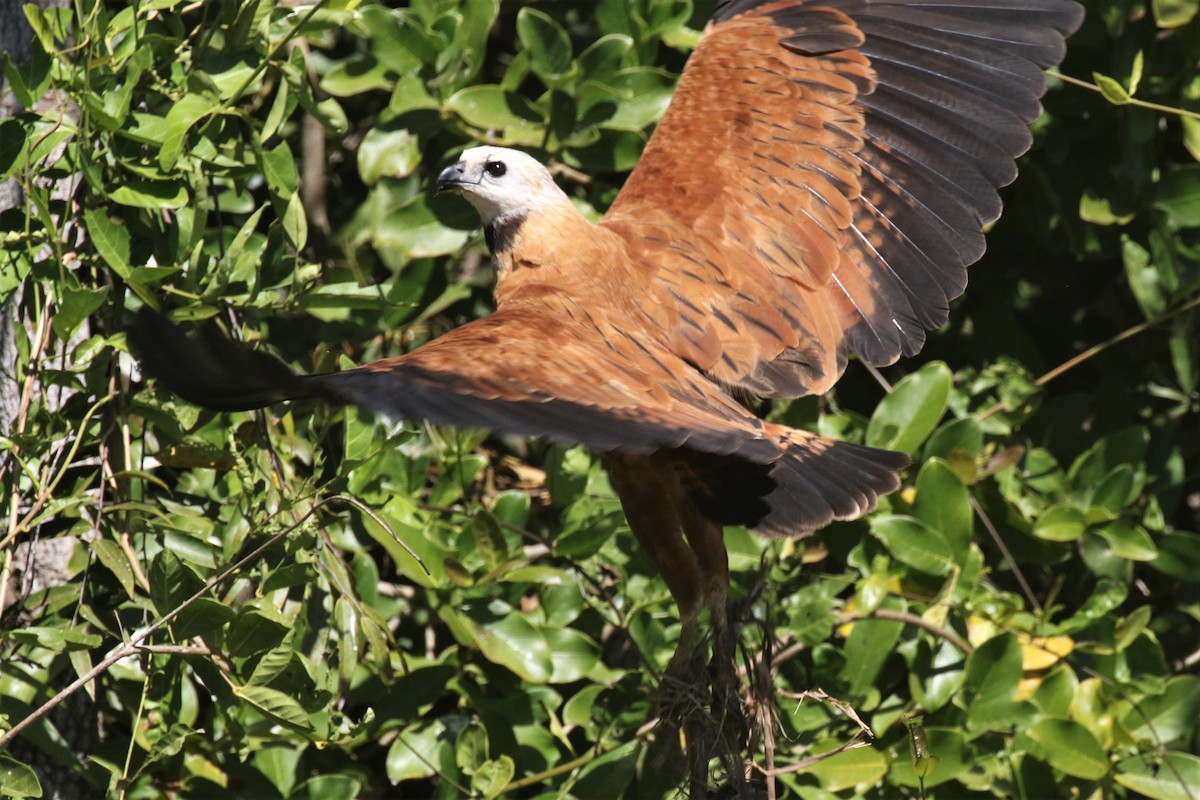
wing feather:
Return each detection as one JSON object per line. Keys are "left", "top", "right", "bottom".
{"left": 601, "top": 0, "right": 1082, "bottom": 396}
{"left": 130, "top": 307, "right": 782, "bottom": 464}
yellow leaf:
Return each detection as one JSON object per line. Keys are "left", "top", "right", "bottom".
{"left": 1021, "top": 634, "right": 1075, "bottom": 670}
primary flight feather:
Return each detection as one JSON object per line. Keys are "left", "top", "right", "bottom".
{"left": 131, "top": 0, "right": 1083, "bottom": 697}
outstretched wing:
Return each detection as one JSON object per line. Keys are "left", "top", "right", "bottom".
{"left": 601, "top": 0, "right": 1083, "bottom": 397}
{"left": 129, "top": 306, "right": 778, "bottom": 463}
{"left": 132, "top": 304, "right": 910, "bottom": 533}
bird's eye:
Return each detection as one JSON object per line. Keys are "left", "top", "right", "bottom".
{"left": 484, "top": 160, "right": 507, "bottom": 178}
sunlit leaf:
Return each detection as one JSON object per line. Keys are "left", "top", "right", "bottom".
{"left": 869, "top": 515, "right": 954, "bottom": 575}
{"left": 235, "top": 685, "right": 315, "bottom": 731}
{"left": 472, "top": 756, "right": 515, "bottom": 799}
{"left": 866, "top": 361, "right": 952, "bottom": 453}
{"left": 0, "top": 755, "right": 42, "bottom": 798}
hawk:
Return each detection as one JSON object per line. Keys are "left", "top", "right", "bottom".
{"left": 131, "top": 0, "right": 1083, "bottom": 726}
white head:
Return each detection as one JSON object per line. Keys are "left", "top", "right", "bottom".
{"left": 435, "top": 147, "right": 569, "bottom": 226}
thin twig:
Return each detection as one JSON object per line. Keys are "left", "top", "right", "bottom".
{"left": 132, "top": 644, "right": 213, "bottom": 656}
{"left": 978, "top": 294, "right": 1200, "bottom": 420}
{"left": 972, "top": 495, "right": 1042, "bottom": 614}
{"left": 1050, "top": 70, "right": 1200, "bottom": 121}
{"left": 1174, "top": 644, "right": 1200, "bottom": 673}
{"left": 843, "top": 607, "right": 974, "bottom": 655}
{"left": 860, "top": 361, "right": 894, "bottom": 393}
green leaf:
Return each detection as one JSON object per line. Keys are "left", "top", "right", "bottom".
{"left": 357, "top": 127, "right": 421, "bottom": 184}
{"left": 365, "top": 500, "right": 446, "bottom": 589}
{"left": 1129, "top": 50, "right": 1145, "bottom": 95}
{"left": 159, "top": 94, "right": 217, "bottom": 170}
{"left": 0, "top": 755, "right": 42, "bottom": 798}
{"left": 1031, "top": 664, "right": 1079, "bottom": 718}
{"left": 869, "top": 515, "right": 954, "bottom": 575}
{"left": 963, "top": 634, "right": 1025, "bottom": 726}
{"left": 1090, "top": 464, "right": 1136, "bottom": 513}
{"left": 578, "top": 34, "right": 633, "bottom": 79}
{"left": 163, "top": 528, "right": 220, "bottom": 568}
{"left": 1080, "top": 188, "right": 1136, "bottom": 225}
{"left": 517, "top": 8, "right": 573, "bottom": 83}
{"left": 1155, "top": 166, "right": 1200, "bottom": 229}
{"left": 441, "top": 605, "right": 552, "bottom": 683}
{"left": 334, "top": 597, "right": 360, "bottom": 683}
{"left": 107, "top": 180, "right": 188, "bottom": 209}
{"left": 1093, "top": 72, "right": 1131, "bottom": 105}
{"left": 386, "top": 721, "right": 447, "bottom": 783}
{"left": 925, "top": 416, "right": 983, "bottom": 466}
{"left": 83, "top": 209, "right": 131, "bottom": 278}
{"left": 1022, "top": 719, "right": 1109, "bottom": 780}
{"left": 1123, "top": 676, "right": 1200, "bottom": 746}
{"left": 912, "top": 458, "right": 972, "bottom": 560}
{"left": 234, "top": 685, "right": 314, "bottom": 731}
{"left": 1096, "top": 520, "right": 1158, "bottom": 561}
{"left": 1116, "top": 752, "right": 1200, "bottom": 800}
{"left": 841, "top": 599, "right": 904, "bottom": 695}
{"left": 444, "top": 85, "right": 544, "bottom": 144}
{"left": 89, "top": 538, "right": 136, "bottom": 598}
{"left": 261, "top": 141, "right": 298, "bottom": 197}
{"left": 249, "top": 638, "right": 296, "bottom": 687}
{"left": 866, "top": 361, "right": 952, "bottom": 453}
{"left": 472, "top": 756, "right": 515, "bottom": 799}
{"left": 455, "top": 722, "right": 489, "bottom": 773}
{"left": 1124, "top": 236, "right": 1167, "bottom": 317}
{"left": 0, "top": 118, "right": 28, "bottom": 179}
{"left": 1032, "top": 504, "right": 1086, "bottom": 542}
{"left": 1114, "top": 605, "right": 1152, "bottom": 651}
{"left": 1152, "top": 0, "right": 1199, "bottom": 27}
{"left": 227, "top": 609, "right": 290, "bottom": 658}
{"left": 282, "top": 193, "right": 308, "bottom": 250}
{"left": 52, "top": 285, "right": 109, "bottom": 341}
{"left": 1055, "top": 579, "right": 1128, "bottom": 632}
{"left": 807, "top": 741, "right": 888, "bottom": 792}
{"left": 1151, "top": 532, "right": 1200, "bottom": 581}
{"left": 287, "top": 776, "right": 362, "bottom": 800}
{"left": 3, "top": 30, "right": 51, "bottom": 109}
{"left": 149, "top": 550, "right": 204, "bottom": 617}
{"left": 542, "top": 626, "right": 603, "bottom": 683}
{"left": 171, "top": 597, "right": 235, "bottom": 640}
{"left": 1184, "top": 114, "right": 1200, "bottom": 164}
{"left": 563, "top": 683, "right": 605, "bottom": 730}
{"left": 9, "top": 625, "right": 102, "bottom": 652}
{"left": 581, "top": 67, "right": 675, "bottom": 131}
{"left": 346, "top": 189, "right": 470, "bottom": 262}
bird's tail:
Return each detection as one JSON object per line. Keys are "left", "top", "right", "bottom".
{"left": 127, "top": 307, "right": 318, "bottom": 411}
{"left": 679, "top": 423, "right": 909, "bottom": 537}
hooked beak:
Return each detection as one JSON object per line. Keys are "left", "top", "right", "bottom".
{"left": 435, "top": 162, "right": 472, "bottom": 194}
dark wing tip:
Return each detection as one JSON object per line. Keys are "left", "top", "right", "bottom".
{"left": 753, "top": 436, "right": 909, "bottom": 537}
{"left": 128, "top": 307, "right": 312, "bottom": 412}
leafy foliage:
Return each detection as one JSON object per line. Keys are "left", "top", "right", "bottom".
{"left": 1, "top": 0, "right": 1198, "bottom": 798}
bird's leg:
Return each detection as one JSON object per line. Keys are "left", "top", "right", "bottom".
{"left": 681, "top": 508, "right": 747, "bottom": 752}
{"left": 607, "top": 453, "right": 706, "bottom": 680}
{"left": 607, "top": 453, "right": 714, "bottom": 796}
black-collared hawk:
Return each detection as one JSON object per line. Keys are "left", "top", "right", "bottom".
{"left": 131, "top": 0, "right": 1083, "bottom": 711}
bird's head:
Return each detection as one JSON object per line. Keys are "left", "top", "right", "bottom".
{"left": 435, "top": 147, "right": 568, "bottom": 226}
